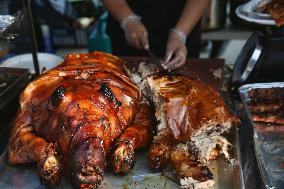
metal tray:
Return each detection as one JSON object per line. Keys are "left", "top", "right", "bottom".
{"left": 0, "top": 59, "right": 242, "bottom": 189}
{"left": 0, "top": 67, "right": 30, "bottom": 109}
{"left": 239, "top": 82, "right": 284, "bottom": 189}
{"left": 0, "top": 127, "right": 241, "bottom": 189}
{"left": 0, "top": 67, "right": 31, "bottom": 156}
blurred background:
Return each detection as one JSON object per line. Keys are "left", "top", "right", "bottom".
{"left": 0, "top": 0, "right": 278, "bottom": 66}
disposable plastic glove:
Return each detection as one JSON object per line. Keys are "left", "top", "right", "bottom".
{"left": 164, "top": 30, "right": 187, "bottom": 69}
{"left": 123, "top": 19, "right": 149, "bottom": 50}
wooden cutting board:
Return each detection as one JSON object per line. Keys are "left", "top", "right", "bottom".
{"left": 121, "top": 57, "right": 224, "bottom": 90}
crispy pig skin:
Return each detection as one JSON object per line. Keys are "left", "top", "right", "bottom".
{"left": 8, "top": 52, "right": 153, "bottom": 188}
{"left": 148, "top": 75, "right": 238, "bottom": 142}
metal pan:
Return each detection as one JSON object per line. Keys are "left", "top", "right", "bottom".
{"left": 0, "top": 67, "right": 31, "bottom": 156}
{"left": 239, "top": 82, "right": 284, "bottom": 189}
{"left": 0, "top": 67, "right": 30, "bottom": 109}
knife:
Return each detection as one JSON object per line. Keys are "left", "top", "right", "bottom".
{"left": 146, "top": 49, "right": 167, "bottom": 70}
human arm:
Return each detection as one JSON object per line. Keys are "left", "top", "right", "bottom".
{"left": 164, "top": 0, "right": 210, "bottom": 69}
{"left": 101, "top": 0, "right": 149, "bottom": 49}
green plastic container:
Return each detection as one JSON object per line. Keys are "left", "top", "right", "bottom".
{"left": 88, "top": 12, "right": 112, "bottom": 53}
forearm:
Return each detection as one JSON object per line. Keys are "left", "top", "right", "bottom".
{"left": 101, "top": 0, "right": 135, "bottom": 23}
{"left": 175, "top": 0, "right": 210, "bottom": 36}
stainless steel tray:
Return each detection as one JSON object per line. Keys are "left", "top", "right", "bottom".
{"left": 0, "top": 127, "right": 241, "bottom": 189}
{"left": 239, "top": 82, "right": 284, "bottom": 189}
{"left": 0, "top": 67, "right": 30, "bottom": 110}
{"left": 0, "top": 59, "right": 242, "bottom": 188}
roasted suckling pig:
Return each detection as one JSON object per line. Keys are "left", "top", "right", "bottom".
{"left": 8, "top": 52, "right": 153, "bottom": 189}
{"left": 141, "top": 74, "right": 239, "bottom": 189}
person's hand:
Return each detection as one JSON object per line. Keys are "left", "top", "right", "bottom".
{"left": 164, "top": 29, "right": 187, "bottom": 70}
{"left": 122, "top": 16, "right": 149, "bottom": 50}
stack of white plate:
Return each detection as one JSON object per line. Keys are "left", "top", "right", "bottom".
{"left": 0, "top": 53, "right": 63, "bottom": 73}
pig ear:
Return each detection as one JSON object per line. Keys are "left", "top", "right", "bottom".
{"left": 49, "top": 85, "right": 66, "bottom": 107}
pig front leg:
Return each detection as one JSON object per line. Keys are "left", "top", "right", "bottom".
{"left": 148, "top": 128, "right": 176, "bottom": 172}
{"left": 110, "top": 102, "right": 153, "bottom": 174}
{"left": 8, "top": 106, "right": 61, "bottom": 186}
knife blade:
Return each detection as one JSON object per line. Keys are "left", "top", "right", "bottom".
{"left": 146, "top": 49, "right": 167, "bottom": 70}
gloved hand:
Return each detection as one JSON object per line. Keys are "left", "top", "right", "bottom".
{"left": 164, "top": 29, "right": 188, "bottom": 69}
{"left": 122, "top": 16, "right": 149, "bottom": 50}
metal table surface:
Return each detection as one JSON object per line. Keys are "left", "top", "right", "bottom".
{"left": 0, "top": 144, "right": 242, "bottom": 189}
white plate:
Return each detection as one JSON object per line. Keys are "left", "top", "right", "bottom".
{"left": 0, "top": 53, "right": 63, "bottom": 73}
{"left": 236, "top": 0, "right": 275, "bottom": 25}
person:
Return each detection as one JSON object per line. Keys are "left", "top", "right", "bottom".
{"left": 101, "top": 0, "right": 209, "bottom": 69}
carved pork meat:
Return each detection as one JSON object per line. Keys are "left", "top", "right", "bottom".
{"left": 142, "top": 74, "right": 239, "bottom": 189}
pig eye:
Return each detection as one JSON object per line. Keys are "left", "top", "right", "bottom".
{"left": 49, "top": 85, "right": 66, "bottom": 107}
{"left": 100, "top": 83, "right": 121, "bottom": 108}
